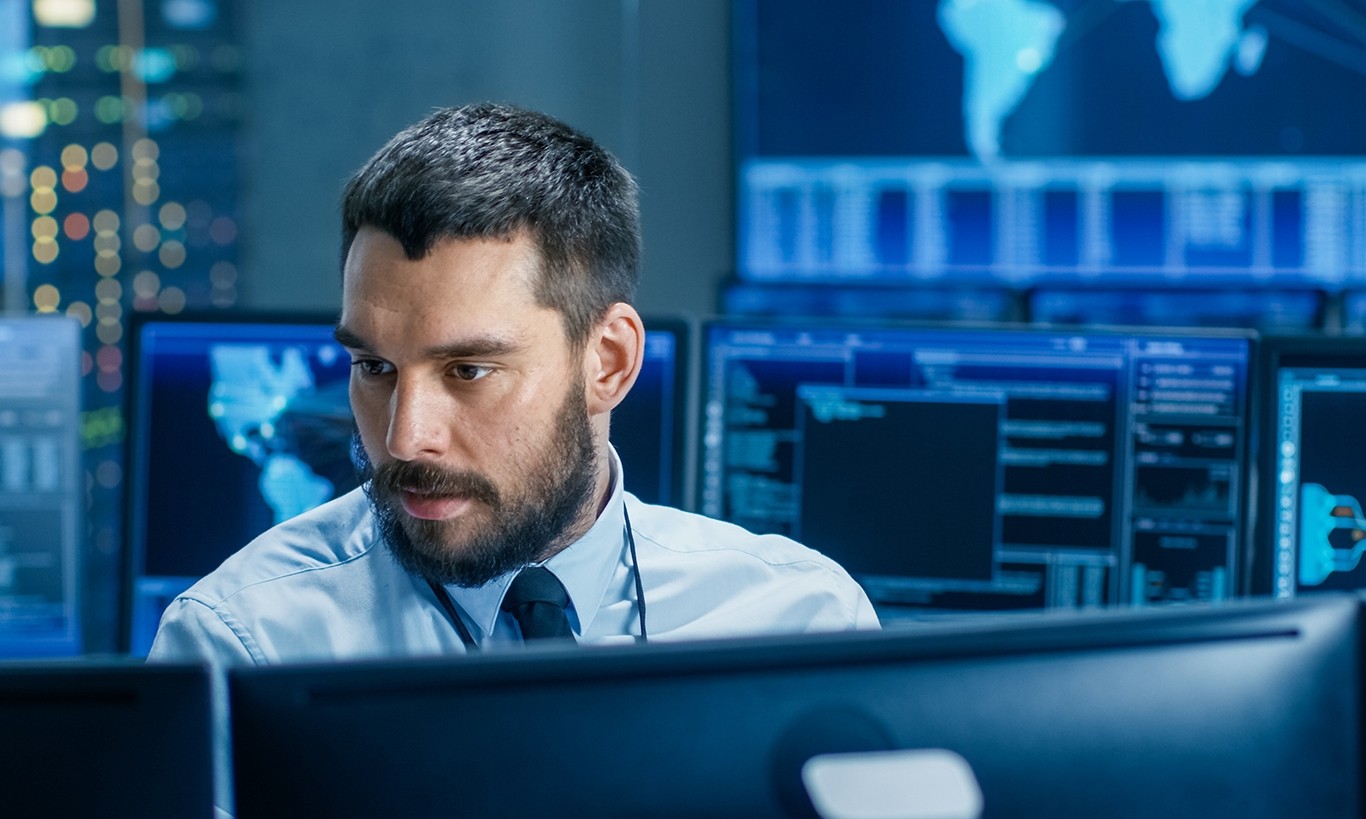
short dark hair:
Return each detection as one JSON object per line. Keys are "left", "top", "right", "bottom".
{"left": 340, "top": 102, "right": 640, "bottom": 344}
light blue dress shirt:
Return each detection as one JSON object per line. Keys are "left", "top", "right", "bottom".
{"left": 148, "top": 450, "right": 879, "bottom": 667}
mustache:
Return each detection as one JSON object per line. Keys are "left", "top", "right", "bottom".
{"left": 367, "top": 458, "right": 501, "bottom": 509}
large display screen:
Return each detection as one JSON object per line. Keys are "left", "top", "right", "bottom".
{"left": 735, "top": 1, "right": 1366, "bottom": 291}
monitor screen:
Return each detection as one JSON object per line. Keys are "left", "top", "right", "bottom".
{"left": 0, "top": 315, "right": 83, "bottom": 657}
{"left": 700, "top": 320, "right": 1253, "bottom": 615}
{"left": 123, "top": 313, "right": 691, "bottom": 654}
{"left": 1252, "top": 334, "right": 1366, "bottom": 598}
{"left": 735, "top": 1, "right": 1364, "bottom": 291}
{"left": 613, "top": 315, "right": 692, "bottom": 510}
{"left": 228, "top": 594, "right": 1361, "bottom": 818}
{"left": 122, "top": 314, "right": 355, "bottom": 655}
{"left": 0, "top": 661, "right": 214, "bottom": 817}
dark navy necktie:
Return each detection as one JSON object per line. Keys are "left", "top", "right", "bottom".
{"left": 500, "top": 566, "right": 575, "bottom": 643}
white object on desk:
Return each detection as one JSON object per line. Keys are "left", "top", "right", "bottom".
{"left": 802, "top": 748, "right": 983, "bottom": 819}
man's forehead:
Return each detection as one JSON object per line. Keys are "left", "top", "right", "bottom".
{"left": 344, "top": 226, "right": 541, "bottom": 270}
{"left": 345, "top": 229, "right": 540, "bottom": 295}
{"left": 340, "top": 228, "right": 570, "bottom": 342}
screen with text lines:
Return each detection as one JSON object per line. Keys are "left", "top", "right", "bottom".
{"left": 701, "top": 322, "right": 1252, "bottom": 615}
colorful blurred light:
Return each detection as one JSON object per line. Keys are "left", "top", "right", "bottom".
{"left": 33, "top": 0, "right": 97, "bottom": 28}
{"left": 0, "top": 101, "right": 47, "bottom": 137}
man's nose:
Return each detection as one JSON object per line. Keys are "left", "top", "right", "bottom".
{"left": 385, "top": 377, "right": 449, "bottom": 461}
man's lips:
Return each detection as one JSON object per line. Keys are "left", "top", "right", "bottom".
{"left": 399, "top": 490, "right": 473, "bottom": 521}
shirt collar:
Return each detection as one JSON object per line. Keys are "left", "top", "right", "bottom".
{"left": 444, "top": 447, "right": 628, "bottom": 640}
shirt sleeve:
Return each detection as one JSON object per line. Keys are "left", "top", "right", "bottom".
{"left": 816, "top": 560, "right": 881, "bottom": 632}
{"left": 146, "top": 597, "right": 260, "bottom": 666}
{"left": 850, "top": 585, "right": 881, "bottom": 630}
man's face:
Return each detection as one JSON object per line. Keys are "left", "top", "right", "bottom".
{"left": 337, "top": 228, "right": 602, "bottom": 587}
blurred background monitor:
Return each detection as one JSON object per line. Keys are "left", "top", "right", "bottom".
{"left": 228, "top": 594, "right": 1360, "bottom": 818}
{"left": 700, "top": 319, "right": 1253, "bottom": 619}
{"left": 734, "top": 0, "right": 1366, "bottom": 322}
{"left": 122, "top": 313, "right": 354, "bottom": 656}
{"left": 122, "top": 312, "right": 692, "bottom": 654}
{"left": 0, "top": 662, "right": 214, "bottom": 818}
{"left": 1252, "top": 334, "right": 1366, "bottom": 598}
{"left": 0, "top": 316, "right": 84, "bottom": 657}
{"left": 615, "top": 315, "right": 693, "bottom": 510}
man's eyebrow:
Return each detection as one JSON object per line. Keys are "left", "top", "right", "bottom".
{"left": 333, "top": 325, "right": 368, "bottom": 350}
{"left": 332, "top": 325, "right": 524, "bottom": 359}
{"left": 425, "top": 335, "right": 525, "bottom": 359}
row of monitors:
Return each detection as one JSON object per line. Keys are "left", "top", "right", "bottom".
{"left": 4, "top": 592, "right": 1362, "bottom": 817}
{"left": 7, "top": 313, "right": 1366, "bottom": 654}
{"left": 118, "top": 313, "right": 1366, "bottom": 649}
{"left": 721, "top": 283, "right": 1366, "bottom": 333}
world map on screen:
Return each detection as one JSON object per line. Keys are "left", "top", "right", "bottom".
{"left": 207, "top": 344, "right": 351, "bottom": 525}
{"left": 940, "top": 0, "right": 1267, "bottom": 161}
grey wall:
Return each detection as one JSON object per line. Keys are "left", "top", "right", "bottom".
{"left": 238, "top": 0, "right": 731, "bottom": 319}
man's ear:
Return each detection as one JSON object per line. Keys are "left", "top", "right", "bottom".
{"left": 584, "top": 303, "right": 645, "bottom": 417}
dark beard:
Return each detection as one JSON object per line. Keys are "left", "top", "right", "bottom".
{"left": 356, "top": 382, "right": 598, "bottom": 587}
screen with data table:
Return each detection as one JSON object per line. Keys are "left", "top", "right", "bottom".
{"left": 0, "top": 316, "right": 83, "bottom": 656}
{"left": 701, "top": 321, "right": 1253, "bottom": 614}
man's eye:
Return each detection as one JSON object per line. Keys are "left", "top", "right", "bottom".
{"left": 452, "top": 364, "right": 492, "bottom": 381}
{"left": 352, "top": 359, "right": 392, "bottom": 377}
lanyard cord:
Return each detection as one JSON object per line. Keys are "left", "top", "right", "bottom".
{"left": 427, "top": 576, "right": 479, "bottom": 648}
{"left": 624, "top": 504, "right": 647, "bottom": 642}
{"left": 426, "top": 505, "right": 647, "bottom": 652}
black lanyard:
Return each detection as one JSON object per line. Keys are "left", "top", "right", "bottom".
{"left": 426, "top": 505, "right": 647, "bottom": 651}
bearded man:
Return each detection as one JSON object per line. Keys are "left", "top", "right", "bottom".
{"left": 149, "top": 103, "right": 877, "bottom": 666}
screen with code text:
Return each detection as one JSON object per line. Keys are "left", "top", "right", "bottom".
{"left": 702, "top": 320, "right": 1253, "bottom": 616}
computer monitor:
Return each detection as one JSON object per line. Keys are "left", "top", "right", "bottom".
{"left": 734, "top": 1, "right": 1364, "bottom": 298}
{"left": 700, "top": 319, "right": 1254, "bottom": 615}
{"left": 123, "top": 312, "right": 692, "bottom": 654}
{"left": 122, "top": 313, "right": 355, "bottom": 655}
{"left": 0, "top": 661, "right": 214, "bottom": 817}
{"left": 0, "top": 315, "right": 83, "bottom": 657}
{"left": 228, "top": 594, "right": 1360, "bottom": 818}
{"left": 1251, "top": 334, "right": 1366, "bottom": 598}
{"left": 613, "top": 315, "right": 693, "bottom": 510}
